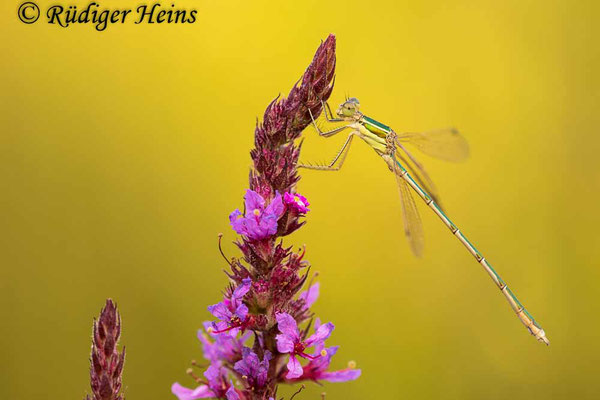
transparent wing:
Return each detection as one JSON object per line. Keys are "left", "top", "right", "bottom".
{"left": 396, "top": 147, "right": 442, "bottom": 208}
{"left": 397, "top": 128, "right": 469, "bottom": 162}
{"left": 392, "top": 156, "right": 425, "bottom": 257}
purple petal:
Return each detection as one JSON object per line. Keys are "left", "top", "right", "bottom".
{"left": 197, "top": 328, "right": 210, "bottom": 345}
{"left": 234, "top": 348, "right": 259, "bottom": 377}
{"left": 233, "top": 359, "right": 250, "bottom": 377}
{"left": 258, "top": 213, "right": 279, "bottom": 237}
{"left": 202, "top": 321, "right": 213, "bottom": 332}
{"left": 263, "top": 350, "right": 272, "bottom": 362}
{"left": 171, "top": 383, "right": 214, "bottom": 400}
{"left": 256, "top": 355, "right": 270, "bottom": 387}
{"left": 234, "top": 347, "right": 271, "bottom": 388}
{"left": 295, "top": 193, "right": 310, "bottom": 210}
{"left": 196, "top": 329, "right": 218, "bottom": 364}
{"left": 275, "top": 312, "right": 299, "bottom": 340}
{"left": 227, "top": 327, "right": 240, "bottom": 337}
{"left": 276, "top": 333, "right": 295, "bottom": 354}
{"left": 243, "top": 217, "right": 263, "bottom": 240}
{"left": 229, "top": 210, "right": 247, "bottom": 236}
{"left": 232, "top": 278, "right": 252, "bottom": 303}
{"left": 264, "top": 192, "right": 284, "bottom": 218}
{"left": 299, "top": 282, "right": 320, "bottom": 309}
{"left": 321, "top": 368, "right": 362, "bottom": 382}
{"left": 204, "top": 365, "right": 224, "bottom": 388}
{"left": 211, "top": 320, "right": 230, "bottom": 333}
{"left": 207, "top": 302, "right": 231, "bottom": 321}
{"left": 229, "top": 209, "right": 242, "bottom": 224}
{"left": 246, "top": 351, "right": 260, "bottom": 369}
{"left": 283, "top": 192, "right": 295, "bottom": 205}
{"left": 305, "top": 322, "right": 334, "bottom": 347}
{"left": 244, "top": 189, "right": 265, "bottom": 215}
{"left": 310, "top": 346, "right": 338, "bottom": 370}
{"left": 285, "top": 355, "right": 303, "bottom": 379}
{"left": 234, "top": 304, "right": 248, "bottom": 320}
{"left": 225, "top": 386, "right": 241, "bottom": 400}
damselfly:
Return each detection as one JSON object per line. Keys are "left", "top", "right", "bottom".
{"left": 300, "top": 97, "right": 549, "bottom": 345}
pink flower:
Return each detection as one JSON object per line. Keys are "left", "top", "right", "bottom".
{"left": 207, "top": 278, "right": 252, "bottom": 335}
{"left": 275, "top": 312, "right": 334, "bottom": 379}
{"left": 197, "top": 321, "right": 249, "bottom": 365}
{"left": 286, "top": 320, "right": 361, "bottom": 383}
{"left": 229, "top": 190, "right": 285, "bottom": 240}
{"left": 284, "top": 192, "right": 310, "bottom": 213}
{"left": 234, "top": 347, "right": 272, "bottom": 389}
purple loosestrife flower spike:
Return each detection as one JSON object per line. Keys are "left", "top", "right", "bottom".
{"left": 173, "top": 36, "right": 357, "bottom": 400}
{"left": 85, "top": 299, "right": 125, "bottom": 400}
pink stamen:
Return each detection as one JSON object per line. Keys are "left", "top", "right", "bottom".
{"left": 212, "top": 325, "right": 236, "bottom": 334}
{"left": 300, "top": 352, "right": 320, "bottom": 360}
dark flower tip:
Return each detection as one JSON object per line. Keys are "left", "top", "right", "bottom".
{"left": 85, "top": 299, "right": 126, "bottom": 400}
{"left": 250, "top": 34, "right": 336, "bottom": 198}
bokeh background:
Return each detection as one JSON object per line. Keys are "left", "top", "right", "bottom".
{"left": 2, "top": 0, "right": 599, "bottom": 399}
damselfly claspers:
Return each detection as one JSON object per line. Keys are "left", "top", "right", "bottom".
{"left": 300, "top": 97, "right": 549, "bottom": 345}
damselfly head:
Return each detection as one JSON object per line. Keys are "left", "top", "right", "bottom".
{"left": 337, "top": 97, "right": 360, "bottom": 118}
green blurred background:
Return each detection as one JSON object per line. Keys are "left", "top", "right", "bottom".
{"left": 2, "top": 0, "right": 599, "bottom": 398}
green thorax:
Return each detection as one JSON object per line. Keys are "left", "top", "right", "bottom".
{"left": 361, "top": 115, "right": 391, "bottom": 138}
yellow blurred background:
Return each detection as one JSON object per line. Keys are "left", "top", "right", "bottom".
{"left": 1, "top": 0, "right": 599, "bottom": 398}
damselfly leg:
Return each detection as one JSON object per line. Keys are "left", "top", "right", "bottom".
{"left": 299, "top": 132, "right": 357, "bottom": 171}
